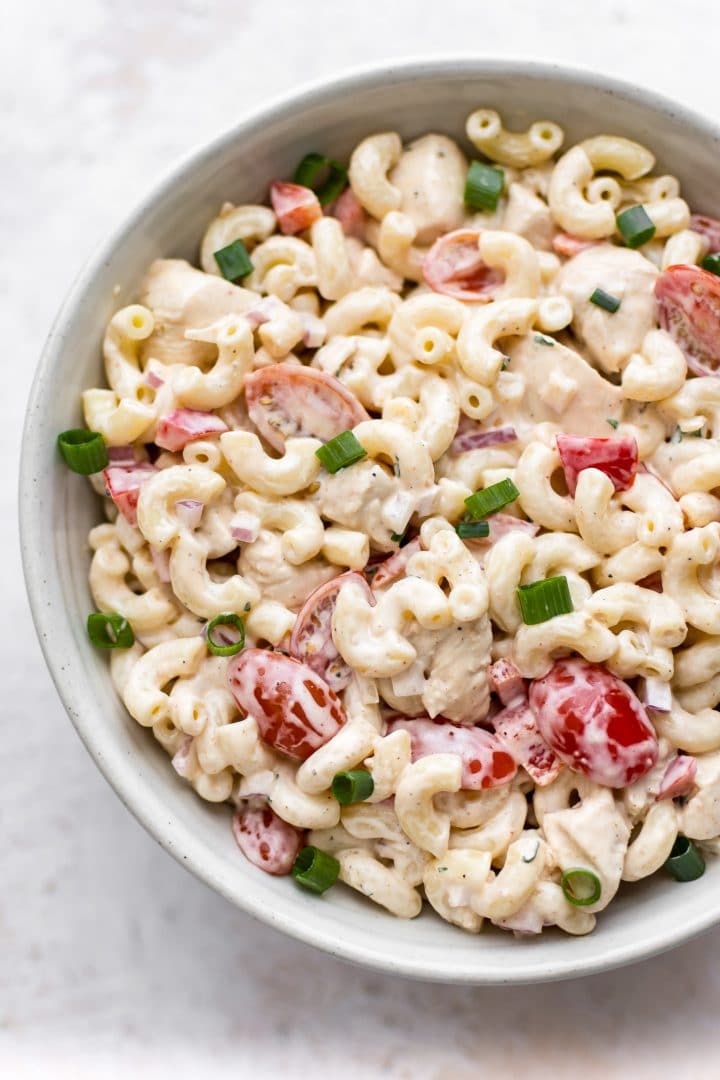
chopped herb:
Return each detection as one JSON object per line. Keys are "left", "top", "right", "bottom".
{"left": 616, "top": 205, "right": 656, "bottom": 249}
{"left": 589, "top": 287, "right": 621, "bottom": 313}
{"left": 393, "top": 457, "right": 401, "bottom": 477}
{"left": 522, "top": 841, "right": 540, "bottom": 864}
{"left": 534, "top": 333, "right": 555, "bottom": 347}
{"left": 390, "top": 531, "right": 405, "bottom": 544}
{"left": 606, "top": 418, "right": 619, "bottom": 430}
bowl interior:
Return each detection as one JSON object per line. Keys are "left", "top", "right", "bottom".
{"left": 21, "top": 59, "right": 720, "bottom": 983}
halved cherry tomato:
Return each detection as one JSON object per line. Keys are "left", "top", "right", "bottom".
{"left": 690, "top": 214, "right": 720, "bottom": 251}
{"left": 492, "top": 703, "right": 562, "bottom": 786}
{"left": 244, "top": 363, "right": 368, "bottom": 452}
{"left": 370, "top": 539, "right": 422, "bottom": 590}
{"left": 656, "top": 754, "right": 697, "bottom": 801}
{"left": 269, "top": 181, "right": 322, "bottom": 235}
{"left": 556, "top": 433, "right": 639, "bottom": 497}
{"left": 551, "top": 233, "right": 601, "bottom": 258}
{"left": 228, "top": 648, "right": 347, "bottom": 760}
{"left": 231, "top": 803, "right": 304, "bottom": 875}
{"left": 422, "top": 229, "right": 503, "bottom": 302}
{"left": 289, "top": 572, "right": 374, "bottom": 691}
{"left": 655, "top": 264, "right": 720, "bottom": 376}
{"left": 387, "top": 715, "right": 517, "bottom": 790}
{"left": 528, "top": 658, "right": 658, "bottom": 788}
{"left": 488, "top": 658, "right": 526, "bottom": 707}
{"left": 103, "top": 463, "right": 157, "bottom": 526}
{"left": 330, "top": 187, "right": 366, "bottom": 239}
{"left": 155, "top": 408, "right": 228, "bottom": 452}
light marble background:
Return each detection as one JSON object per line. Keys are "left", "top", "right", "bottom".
{"left": 4, "top": 2, "right": 720, "bottom": 1076}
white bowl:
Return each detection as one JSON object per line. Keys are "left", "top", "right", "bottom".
{"left": 21, "top": 58, "right": 720, "bottom": 984}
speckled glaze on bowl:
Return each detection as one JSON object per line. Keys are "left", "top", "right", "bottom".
{"left": 20, "top": 58, "right": 720, "bottom": 984}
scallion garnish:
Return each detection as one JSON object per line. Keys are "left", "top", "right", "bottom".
{"left": 561, "top": 867, "right": 602, "bottom": 907}
{"left": 390, "top": 531, "right": 405, "bottom": 544}
{"left": 589, "top": 287, "right": 621, "bottom": 313}
{"left": 87, "top": 612, "right": 135, "bottom": 649}
{"left": 606, "top": 418, "right": 619, "bottom": 430}
{"left": 534, "top": 333, "right": 555, "bottom": 347}
{"left": 214, "top": 239, "right": 253, "bottom": 282}
{"left": 616, "top": 205, "right": 656, "bottom": 248}
{"left": 702, "top": 252, "right": 720, "bottom": 277}
{"left": 205, "top": 612, "right": 245, "bottom": 656}
{"left": 464, "top": 161, "right": 505, "bottom": 212}
{"left": 456, "top": 520, "right": 491, "bottom": 539}
{"left": 293, "top": 153, "right": 348, "bottom": 206}
{"left": 315, "top": 431, "right": 367, "bottom": 473}
{"left": 517, "top": 575, "right": 573, "bottom": 625}
{"left": 331, "top": 769, "right": 375, "bottom": 805}
{"left": 664, "top": 836, "right": 705, "bottom": 882}
{"left": 464, "top": 478, "right": 519, "bottom": 519}
{"left": 58, "top": 429, "right": 109, "bottom": 474}
{"left": 292, "top": 846, "right": 340, "bottom": 894}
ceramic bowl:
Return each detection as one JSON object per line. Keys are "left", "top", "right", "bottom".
{"left": 21, "top": 58, "right": 720, "bottom": 983}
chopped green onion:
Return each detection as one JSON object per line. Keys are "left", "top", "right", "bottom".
{"left": 456, "top": 520, "right": 491, "bottom": 539}
{"left": 315, "top": 431, "right": 367, "bottom": 473}
{"left": 589, "top": 287, "right": 621, "bottom": 313}
{"left": 534, "top": 333, "right": 555, "bottom": 347}
{"left": 292, "top": 846, "right": 340, "bottom": 894}
{"left": 465, "top": 478, "right": 519, "bottom": 519}
{"left": 616, "top": 205, "right": 656, "bottom": 248}
{"left": 606, "top": 418, "right": 619, "bottom": 430}
{"left": 702, "top": 252, "right": 720, "bottom": 277}
{"left": 664, "top": 836, "right": 705, "bottom": 882}
{"left": 561, "top": 867, "right": 602, "bottom": 907}
{"left": 517, "top": 575, "right": 574, "bottom": 625}
{"left": 214, "top": 239, "right": 253, "bottom": 282}
{"left": 205, "top": 612, "right": 245, "bottom": 656}
{"left": 57, "top": 429, "right": 108, "bottom": 474}
{"left": 331, "top": 769, "right": 375, "bottom": 805}
{"left": 293, "top": 153, "right": 348, "bottom": 206}
{"left": 87, "top": 612, "right": 135, "bottom": 649}
{"left": 390, "top": 531, "right": 405, "bottom": 544}
{"left": 464, "top": 161, "right": 505, "bottom": 212}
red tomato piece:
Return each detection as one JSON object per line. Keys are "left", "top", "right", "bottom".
{"left": 330, "top": 187, "right": 367, "bottom": 239}
{"left": 154, "top": 408, "right": 228, "bottom": 452}
{"left": 387, "top": 716, "right": 517, "bottom": 790}
{"left": 370, "top": 538, "right": 422, "bottom": 590}
{"left": 103, "top": 462, "right": 157, "bottom": 526}
{"left": 655, "top": 264, "right": 720, "bottom": 376}
{"left": 556, "top": 433, "right": 639, "bottom": 497}
{"left": 488, "top": 658, "right": 526, "bottom": 707}
{"left": 244, "top": 363, "right": 368, "bottom": 452}
{"left": 528, "top": 658, "right": 659, "bottom": 788}
{"left": 270, "top": 181, "right": 322, "bottom": 235}
{"left": 492, "top": 703, "right": 562, "bottom": 786}
{"left": 231, "top": 803, "right": 304, "bottom": 875}
{"left": 656, "top": 755, "right": 697, "bottom": 801}
{"left": 289, "top": 572, "right": 374, "bottom": 692}
{"left": 422, "top": 229, "right": 503, "bottom": 302}
{"left": 227, "top": 648, "right": 347, "bottom": 760}
{"left": 551, "top": 233, "right": 601, "bottom": 258}
{"left": 690, "top": 214, "right": 720, "bottom": 251}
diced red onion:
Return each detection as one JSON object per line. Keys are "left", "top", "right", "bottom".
{"left": 302, "top": 314, "right": 327, "bottom": 349}
{"left": 107, "top": 445, "right": 137, "bottom": 465}
{"left": 175, "top": 499, "right": 204, "bottom": 530}
{"left": 145, "top": 369, "right": 165, "bottom": 389}
{"left": 245, "top": 296, "right": 285, "bottom": 328}
{"left": 642, "top": 677, "right": 672, "bottom": 714}
{"left": 171, "top": 736, "right": 194, "bottom": 778}
{"left": 451, "top": 425, "right": 518, "bottom": 454}
{"left": 230, "top": 511, "right": 261, "bottom": 544}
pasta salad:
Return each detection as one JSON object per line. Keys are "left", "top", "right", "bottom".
{"left": 58, "top": 106, "right": 720, "bottom": 936}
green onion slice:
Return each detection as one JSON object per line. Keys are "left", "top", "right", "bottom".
{"left": 390, "top": 531, "right": 405, "bottom": 544}
{"left": 464, "top": 161, "right": 505, "bottom": 212}
{"left": 702, "top": 252, "right": 720, "bottom": 277}
{"left": 87, "top": 612, "right": 135, "bottom": 649}
{"left": 664, "top": 836, "right": 705, "bottom": 882}
{"left": 293, "top": 153, "right": 348, "bottom": 206}
{"left": 205, "top": 612, "right": 246, "bottom": 656}
{"left": 561, "top": 867, "right": 602, "bottom": 907}
{"left": 214, "top": 239, "right": 253, "bottom": 282}
{"left": 517, "top": 575, "right": 574, "bottom": 625}
{"left": 456, "top": 520, "right": 491, "bottom": 539}
{"left": 292, "top": 846, "right": 340, "bottom": 894}
{"left": 58, "top": 429, "right": 109, "bottom": 475}
{"left": 331, "top": 769, "right": 375, "bottom": 805}
{"left": 606, "top": 418, "right": 619, "bottom": 430}
{"left": 616, "top": 205, "right": 656, "bottom": 248}
{"left": 464, "top": 478, "right": 519, "bottom": 519}
{"left": 534, "top": 333, "right": 555, "bottom": 347}
{"left": 315, "top": 431, "right": 367, "bottom": 473}
{"left": 589, "top": 287, "right": 621, "bottom": 313}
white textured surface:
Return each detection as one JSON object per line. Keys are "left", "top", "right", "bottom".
{"left": 4, "top": 2, "right": 720, "bottom": 1076}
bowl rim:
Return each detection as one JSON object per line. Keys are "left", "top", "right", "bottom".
{"left": 20, "top": 54, "right": 720, "bottom": 984}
